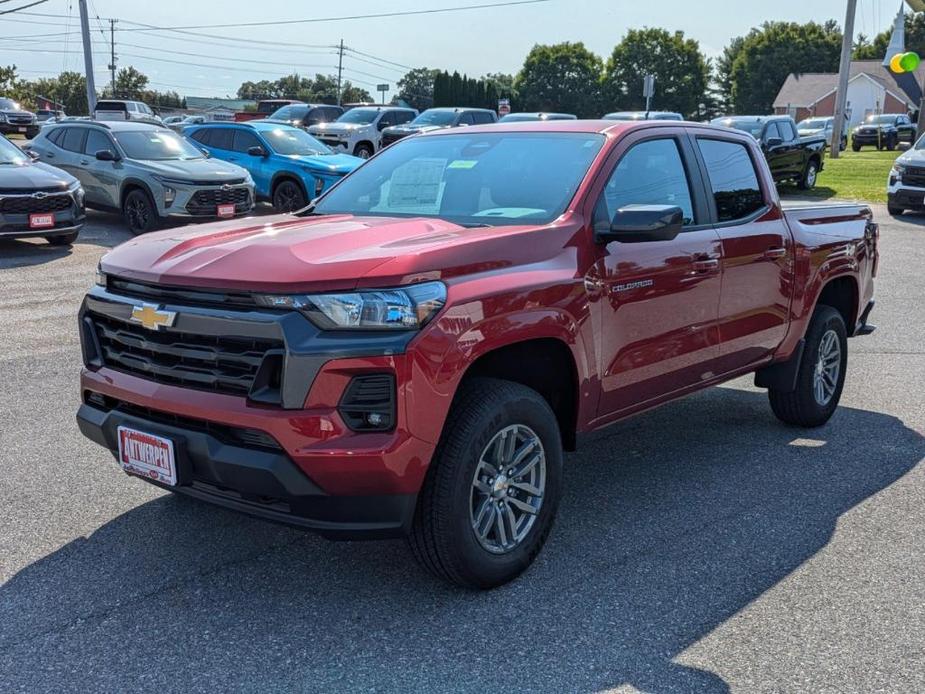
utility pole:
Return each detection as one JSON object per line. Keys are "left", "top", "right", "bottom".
{"left": 336, "top": 39, "right": 344, "bottom": 106}
{"left": 830, "top": 0, "right": 857, "bottom": 160}
{"left": 78, "top": 0, "right": 97, "bottom": 113}
{"left": 108, "top": 18, "right": 118, "bottom": 98}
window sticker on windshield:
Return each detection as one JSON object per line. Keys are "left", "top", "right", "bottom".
{"left": 387, "top": 157, "right": 446, "bottom": 212}
{"left": 447, "top": 159, "right": 478, "bottom": 169}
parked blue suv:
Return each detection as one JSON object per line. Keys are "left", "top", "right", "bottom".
{"left": 184, "top": 121, "right": 362, "bottom": 211}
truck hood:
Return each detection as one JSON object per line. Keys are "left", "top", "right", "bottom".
{"left": 1, "top": 109, "right": 35, "bottom": 119}
{"left": 100, "top": 213, "right": 574, "bottom": 294}
{"left": 383, "top": 124, "right": 447, "bottom": 136}
{"left": 132, "top": 157, "right": 248, "bottom": 181}
{"left": 0, "top": 160, "right": 77, "bottom": 191}
{"left": 309, "top": 122, "right": 365, "bottom": 135}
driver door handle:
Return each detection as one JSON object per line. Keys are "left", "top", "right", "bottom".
{"left": 692, "top": 254, "right": 720, "bottom": 273}
{"left": 764, "top": 247, "right": 787, "bottom": 259}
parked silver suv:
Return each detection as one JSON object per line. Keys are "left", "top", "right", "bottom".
{"left": 308, "top": 106, "right": 417, "bottom": 159}
{"left": 29, "top": 121, "right": 255, "bottom": 234}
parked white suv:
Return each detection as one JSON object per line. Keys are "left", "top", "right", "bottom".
{"left": 307, "top": 106, "right": 417, "bottom": 159}
{"left": 94, "top": 99, "right": 161, "bottom": 124}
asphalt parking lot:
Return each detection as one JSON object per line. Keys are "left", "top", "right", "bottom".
{"left": 1, "top": 206, "right": 923, "bottom": 693}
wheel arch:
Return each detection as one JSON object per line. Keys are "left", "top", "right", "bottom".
{"left": 270, "top": 171, "right": 308, "bottom": 199}
{"left": 119, "top": 178, "right": 157, "bottom": 208}
{"left": 814, "top": 274, "right": 859, "bottom": 334}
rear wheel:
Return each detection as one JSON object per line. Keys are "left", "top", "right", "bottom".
{"left": 271, "top": 179, "right": 306, "bottom": 212}
{"left": 798, "top": 158, "right": 819, "bottom": 189}
{"left": 852, "top": 142, "right": 861, "bottom": 152}
{"left": 768, "top": 306, "right": 847, "bottom": 427}
{"left": 46, "top": 231, "right": 78, "bottom": 246}
{"left": 888, "top": 201, "right": 905, "bottom": 216}
{"left": 409, "top": 378, "right": 562, "bottom": 589}
{"left": 123, "top": 189, "right": 158, "bottom": 235}
{"left": 886, "top": 135, "right": 898, "bottom": 151}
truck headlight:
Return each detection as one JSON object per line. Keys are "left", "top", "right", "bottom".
{"left": 891, "top": 163, "right": 906, "bottom": 184}
{"left": 255, "top": 281, "right": 446, "bottom": 330}
{"left": 95, "top": 264, "right": 107, "bottom": 287}
{"left": 68, "top": 180, "right": 85, "bottom": 206}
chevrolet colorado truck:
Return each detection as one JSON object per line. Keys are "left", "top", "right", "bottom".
{"left": 77, "top": 120, "right": 878, "bottom": 589}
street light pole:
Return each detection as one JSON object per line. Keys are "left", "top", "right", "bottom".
{"left": 830, "top": 0, "right": 857, "bottom": 159}
{"left": 78, "top": 0, "right": 97, "bottom": 113}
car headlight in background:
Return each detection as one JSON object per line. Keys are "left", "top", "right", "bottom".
{"left": 314, "top": 177, "right": 325, "bottom": 196}
{"left": 256, "top": 281, "right": 447, "bottom": 330}
{"left": 890, "top": 163, "right": 906, "bottom": 185}
{"left": 95, "top": 264, "right": 107, "bottom": 287}
{"left": 0, "top": 113, "right": 6, "bottom": 123}
{"left": 67, "top": 180, "right": 85, "bottom": 207}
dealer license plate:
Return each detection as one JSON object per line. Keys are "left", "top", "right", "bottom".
{"left": 29, "top": 213, "right": 55, "bottom": 229}
{"left": 117, "top": 426, "right": 177, "bottom": 486}
{"left": 217, "top": 203, "right": 235, "bottom": 218}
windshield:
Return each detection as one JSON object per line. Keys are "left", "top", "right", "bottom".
{"left": 337, "top": 108, "right": 379, "bottom": 125}
{"left": 270, "top": 105, "right": 308, "bottom": 121}
{"left": 713, "top": 118, "right": 764, "bottom": 137}
{"left": 865, "top": 115, "right": 899, "bottom": 124}
{"left": 798, "top": 118, "right": 830, "bottom": 130}
{"left": 411, "top": 110, "right": 457, "bottom": 126}
{"left": 261, "top": 126, "right": 329, "bottom": 155}
{"left": 113, "top": 130, "right": 204, "bottom": 160}
{"left": 0, "top": 135, "right": 28, "bottom": 164}
{"left": 0, "top": 98, "right": 21, "bottom": 110}
{"left": 312, "top": 132, "right": 604, "bottom": 226}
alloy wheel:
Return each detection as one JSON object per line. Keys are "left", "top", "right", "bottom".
{"left": 470, "top": 424, "right": 546, "bottom": 554}
{"left": 813, "top": 328, "right": 841, "bottom": 406}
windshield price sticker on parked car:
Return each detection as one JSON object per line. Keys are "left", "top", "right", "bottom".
{"left": 387, "top": 158, "right": 446, "bottom": 213}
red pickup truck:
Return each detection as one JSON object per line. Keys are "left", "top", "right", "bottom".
{"left": 77, "top": 120, "right": 878, "bottom": 588}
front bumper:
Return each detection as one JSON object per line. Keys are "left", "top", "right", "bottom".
{"left": 76, "top": 397, "right": 417, "bottom": 538}
{"left": 157, "top": 182, "right": 255, "bottom": 219}
{"left": 0, "top": 121, "right": 37, "bottom": 135}
{"left": 77, "top": 283, "right": 438, "bottom": 536}
{"left": 0, "top": 191, "right": 85, "bottom": 238}
{"left": 853, "top": 131, "right": 893, "bottom": 145}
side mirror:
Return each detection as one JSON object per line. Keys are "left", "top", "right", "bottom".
{"left": 596, "top": 204, "right": 684, "bottom": 244}
{"left": 199, "top": 147, "right": 211, "bottom": 158}
{"left": 95, "top": 149, "right": 117, "bottom": 161}
{"left": 247, "top": 145, "right": 267, "bottom": 157}
{"left": 27, "top": 150, "right": 40, "bottom": 161}
{"left": 764, "top": 136, "right": 783, "bottom": 149}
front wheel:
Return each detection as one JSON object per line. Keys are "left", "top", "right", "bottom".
{"left": 768, "top": 305, "right": 847, "bottom": 427}
{"left": 272, "top": 179, "right": 306, "bottom": 212}
{"left": 353, "top": 143, "right": 374, "bottom": 159}
{"left": 46, "top": 231, "right": 78, "bottom": 246}
{"left": 123, "top": 189, "right": 158, "bottom": 235}
{"left": 852, "top": 142, "right": 861, "bottom": 152}
{"left": 886, "top": 135, "right": 897, "bottom": 151}
{"left": 888, "top": 201, "right": 905, "bottom": 216}
{"left": 409, "top": 378, "right": 563, "bottom": 589}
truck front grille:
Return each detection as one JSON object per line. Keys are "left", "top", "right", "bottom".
{"left": 89, "top": 312, "right": 282, "bottom": 397}
{"left": 0, "top": 193, "right": 72, "bottom": 214}
{"left": 185, "top": 187, "right": 250, "bottom": 216}
{"left": 904, "top": 166, "right": 925, "bottom": 188}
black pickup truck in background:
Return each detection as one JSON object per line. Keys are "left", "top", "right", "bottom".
{"left": 711, "top": 115, "right": 826, "bottom": 189}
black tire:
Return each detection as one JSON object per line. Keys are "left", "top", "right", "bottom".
{"left": 852, "top": 142, "right": 861, "bottom": 152}
{"left": 887, "top": 202, "right": 905, "bottom": 216}
{"left": 353, "top": 142, "right": 374, "bottom": 159}
{"left": 46, "top": 231, "right": 78, "bottom": 246}
{"left": 798, "top": 158, "right": 819, "bottom": 190}
{"left": 25, "top": 127, "right": 39, "bottom": 139}
{"left": 122, "top": 188, "right": 158, "bottom": 235}
{"left": 768, "top": 305, "right": 847, "bottom": 428}
{"left": 840, "top": 136, "right": 847, "bottom": 151}
{"left": 271, "top": 178, "right": 306, "bottom": 212}
{"left": 409, "top": 377, "right": 563, "bottom": 589}
{"left": 887, "top": 135, "right": 897, "bottom": 151}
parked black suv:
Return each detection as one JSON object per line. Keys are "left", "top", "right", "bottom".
{"left": 380, "top": 107, "right": 498, "bottom": 147}
{"left": 712, "top": 115, "right": 826, "bottom": 189}
{"left": 852, "top": 113, "right": 916, "bottom": 151}
{"left": 0, "top": 135, "right": 85, "bottom": 245}
{"left": 264, "top": 103, "right": 344, "bottom": 130}
{"left": 0, "top": 97, "right": 39, "bottom": 139}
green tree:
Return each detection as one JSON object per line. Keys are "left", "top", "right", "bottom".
{"left": 112, "top": 66, "right": 149, "bottom": 99}
{"left": 730, "top": 20, "right": 842, "bottom": 113}
{"left": 602, "top": 27, "right": 709, "bottom": 118}
{"left": 25, "top": 71, "right": 89, "bottom": 114}
{"left": 515, "top": 42, "right": 603, "bottom": 118}
{"left": 714, "top": 35, "right": 745, "bottom": 113}
{"left": 397, "top": 67, "right": 440, "bottom": 110}
{"left": 340, "top": 81, "right": 372, "bottom": 104}
{"left": 855, "top": 12, "right": 925, "bottom": 59}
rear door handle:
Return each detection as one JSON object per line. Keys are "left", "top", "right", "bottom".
{"left": 80, "top": 160, "right": 90, "bottom": 165}
{"left": 764, "top": 247, "right": 787, "bottom": 259}
{"left": 45, "top": 152, "right": 55, "bottom": 158}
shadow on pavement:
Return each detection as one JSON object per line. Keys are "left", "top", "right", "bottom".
{"left": 1, "top": 387, "right": 922, "bottom": 692}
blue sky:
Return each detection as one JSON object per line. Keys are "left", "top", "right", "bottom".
{"left": 0, "top": 0, "right": 906, "bottom": 99}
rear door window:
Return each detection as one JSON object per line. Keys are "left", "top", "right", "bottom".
{"left": 207, "top": 128, "right": 234, "bottom": 151}
{"left": 232, "top": 129, "right": 261, "bottom": 153}
{"left": 696, "top": 138, "right": 766, "bottom": 223}
{"left": 60, "top": 127, "right": 87, "bottom": 153}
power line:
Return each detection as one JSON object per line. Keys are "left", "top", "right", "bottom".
{"left": 0, "top": 0, "right": 49, "bottom": 16}
{"left": 343, "top": 47, "right": 414, "bottom": 71}
{"left": 114, "top": 0, "right": 551, "bottom": 32}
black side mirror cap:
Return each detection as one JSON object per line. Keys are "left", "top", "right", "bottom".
{"left": 95, "top": 149, "right": 117, "bottom": 161}
{"left": 764, "top": 136, "right": 783, "bottom": 148}
{"left": 247, "top": 146, "right": 267, "bottom": 157}
{"left": 596, "top": 204, "right": 684, "bottom": 244}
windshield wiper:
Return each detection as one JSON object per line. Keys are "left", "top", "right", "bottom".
{"left": 459, "top": 222, "right": 492, "bottom": 228}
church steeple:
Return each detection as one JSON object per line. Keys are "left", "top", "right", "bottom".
{"left": 883, "top": 3, "right": 907, "bottom": 67}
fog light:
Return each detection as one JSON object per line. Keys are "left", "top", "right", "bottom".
{"left": 164, "top": 186, "right": 176, "bottom": 206}
{"left": 314, "top": 178, "right": 325, "bottom": 196}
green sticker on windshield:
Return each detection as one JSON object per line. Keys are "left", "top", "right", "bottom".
{"left": 447, "top": 159, "right": 478, "bottom": 169}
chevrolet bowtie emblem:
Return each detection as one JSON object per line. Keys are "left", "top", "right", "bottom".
{"left": 130, "top": 303, "right": 176, "bottom": 331}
